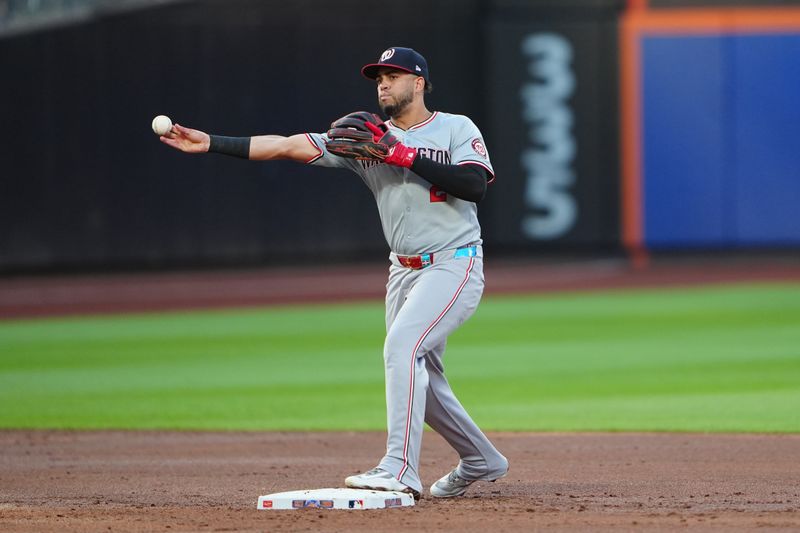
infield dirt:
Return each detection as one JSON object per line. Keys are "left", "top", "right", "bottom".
{"left": 1, "top": 430, "right": 799, "bottom": 532}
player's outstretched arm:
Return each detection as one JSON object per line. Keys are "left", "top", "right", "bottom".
{"left": 160, "top": 125, "right": 317, "bottom": 163}
{"left": 248, "top": 134, "right": 320, "bottom": 162}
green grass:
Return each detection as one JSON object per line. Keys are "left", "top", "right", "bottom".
{"left": 1, "top": 283, "right": 799, "bottom": 432}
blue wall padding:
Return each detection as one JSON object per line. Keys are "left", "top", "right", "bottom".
{"left": 641, "top": 32, "right": 800, "bottom": 247}
{"left": 733, "top": 34, "right": 800, "bottom": 243}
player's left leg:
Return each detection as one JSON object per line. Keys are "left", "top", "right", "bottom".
{"left": 424, "top": 346, "right": 508, "bottom": 497}
{"left": 424, "top": 347, "right": 508, "bottom": 477}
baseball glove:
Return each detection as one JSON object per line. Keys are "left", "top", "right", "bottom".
{"left": 326, "top": 111, "right": 396, "bottom": 160}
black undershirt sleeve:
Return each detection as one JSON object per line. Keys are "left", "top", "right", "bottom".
{"left": 208, "top": 135, "right": 251, "bottom": 159}
{"left": 409, "top": 157, "right": 490, "bottom": 203}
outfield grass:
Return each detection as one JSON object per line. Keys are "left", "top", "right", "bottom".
{"left": 1, "top": 283, "right": 798, "bottom": 432}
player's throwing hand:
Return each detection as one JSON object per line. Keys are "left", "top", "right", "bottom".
{"left": 159, "top": 124, "right": 211, "bottom": 153}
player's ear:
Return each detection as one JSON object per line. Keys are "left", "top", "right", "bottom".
{"left": 415, "top": 76, "right": 425, "bottom": 93}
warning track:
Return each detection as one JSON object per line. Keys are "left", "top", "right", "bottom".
{"left": 2, "top": 255, "right": 799, "bottom": 319}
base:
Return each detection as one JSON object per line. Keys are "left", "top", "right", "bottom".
{"left": 257, "top": 488, "right": 415, "bottom": 510}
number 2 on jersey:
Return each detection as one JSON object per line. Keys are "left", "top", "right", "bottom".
{"left": 430, "top": 185, "right": 447, "bottom": 203}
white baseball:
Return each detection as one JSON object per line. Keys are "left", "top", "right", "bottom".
{"left": 151, "top": 115, "right": 173, "bottom": 136}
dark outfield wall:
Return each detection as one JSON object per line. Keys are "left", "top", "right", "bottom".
{"left": 484, "top": 0, "right": 622, "bottom": 249}
{"left": 0, "top": 0, "right": 623, "bottom": 272}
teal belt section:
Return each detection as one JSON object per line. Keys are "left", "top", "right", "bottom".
{"left": 454, "top": 246, "right": 478, "bottom": 258}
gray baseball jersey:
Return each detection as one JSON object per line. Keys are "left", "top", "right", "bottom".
{"left": 306, "top": 111, "right": 507, "bottom": 494}
{"left": 307, "top": 112, "right": 494, "bottom": 255}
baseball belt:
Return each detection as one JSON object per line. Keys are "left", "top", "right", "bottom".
{"left": 395, "top": 246, "right": 478, "bottom": 270}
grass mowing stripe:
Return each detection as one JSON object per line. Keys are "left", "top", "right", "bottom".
{"left": 1, "top": 283, "right": 798, "bottom": 432}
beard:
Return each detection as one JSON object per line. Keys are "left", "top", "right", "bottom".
{"left": 379, "top": 88, "right": 415, "bottom": 118}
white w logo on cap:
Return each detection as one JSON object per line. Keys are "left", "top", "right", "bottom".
{"left": 380, "top": 49, "right": 395, "bottom": 62}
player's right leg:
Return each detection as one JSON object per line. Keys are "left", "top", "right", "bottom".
{"left": 345, "top": 264, "right": 425, "bottom": 498}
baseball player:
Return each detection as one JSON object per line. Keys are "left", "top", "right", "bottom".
{"left": 159, "top": 46, "right": 508, "bottom": 499}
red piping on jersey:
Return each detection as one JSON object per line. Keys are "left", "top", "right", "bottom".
{"left": 410, "top": 111, "right": 438, "bottom": 130}
{"left": 386, "top": 111, "right": 438, "bottom": 131}
{"left": 458, "top": 161, "right": 496, "bottom": 184}
{"left": 398, "top": 256, "right": 476, "bottom": 483}
{"left": 303, "top": 133, "right": 324, "bottom": 163}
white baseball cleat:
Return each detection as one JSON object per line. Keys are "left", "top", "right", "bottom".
{"left": 429, "top": 467, "right": 508, "bottom": 498}
{"left": 345, "top": 467, "right": 421, "bottom": 500}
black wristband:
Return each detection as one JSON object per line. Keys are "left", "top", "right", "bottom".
{"left": 208, "top": 135, "right": 251, "bottom": 159}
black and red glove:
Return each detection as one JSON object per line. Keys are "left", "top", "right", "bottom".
{"left": 363, "top": 122, "right": 417, "bottom": 167}
{"left": 325, "top": 112, "right": 417, "bottom": 167}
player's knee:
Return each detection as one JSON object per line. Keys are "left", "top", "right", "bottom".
{"left": 383, "top": 331, "right": 419, "bottom": 366}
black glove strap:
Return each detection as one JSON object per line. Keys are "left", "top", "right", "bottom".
{"left": 208, "top": 135, "right": 251, "bottom": 159}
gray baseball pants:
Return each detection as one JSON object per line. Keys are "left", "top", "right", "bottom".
{"left": 376, "top": 247, "right": 508, "bottom": 493}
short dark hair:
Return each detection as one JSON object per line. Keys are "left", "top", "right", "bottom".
{"left": 424, "top": 80, "right": 434, "bottom": 94}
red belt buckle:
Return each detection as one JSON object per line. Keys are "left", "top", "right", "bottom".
{"left": 398, "top": 253, "right": 433, "bottom": 270}
{"left": 398, "top": 256, "right": 422, "bottom": 269}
